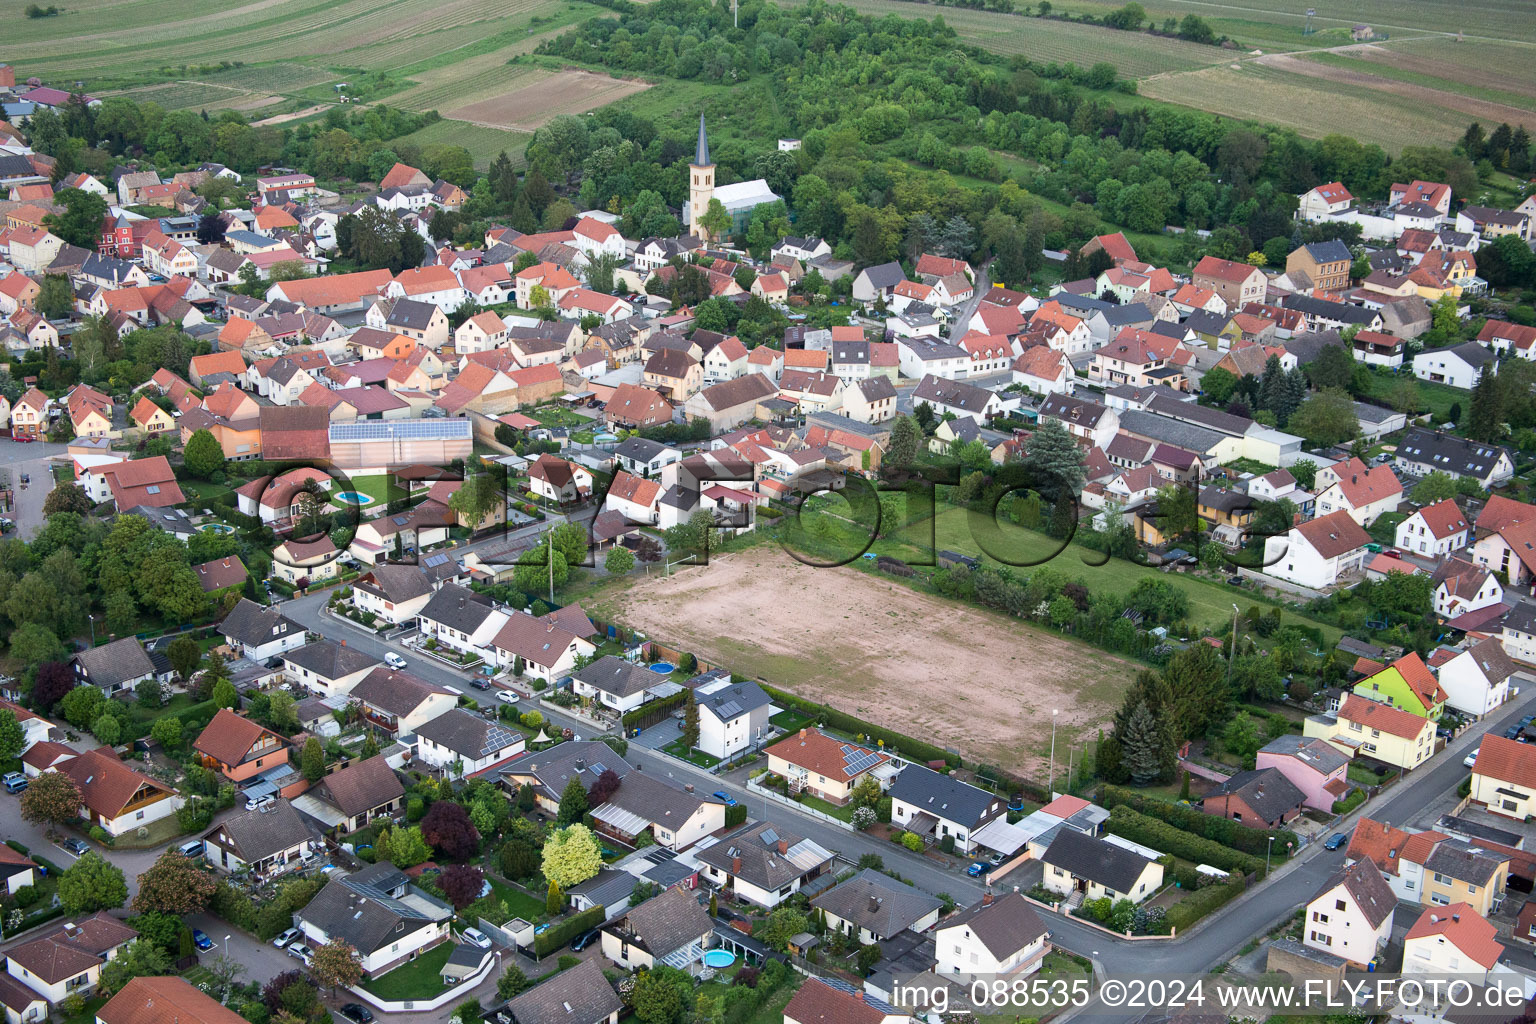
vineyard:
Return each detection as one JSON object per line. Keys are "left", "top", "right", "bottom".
{"left": 444, "top": 69, "right": 650, "bottom": 131}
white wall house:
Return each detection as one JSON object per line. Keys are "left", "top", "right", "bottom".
{"left": 934, "top": 891, "right": 1050, "bottom": 980}
{"left": 1395, "top": 500, "right": 1469, "bottom": 558}
{"left": 1303, "top": 860, "right": 1397, "bottom": 968}
{"left": 694, "top": 678, "right": 773, "bottom": 761}
{"left": 414, "top": 708, "right": 526, "bottom": 775}
{"left": 1436, "top": 640, "right": 1516, "bottom": 717}
{"left": 1263, "top": 511, "right": 1372, "bottom": 590}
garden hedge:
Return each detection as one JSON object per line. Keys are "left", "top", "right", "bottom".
{"left": 1165, "top": 877, "right": 1245, "bottom": 932}
{"left": 533, "top": 907, "right": 604, "bottom": 958}
{"left": 1100, "top": 786, "right": 1297, "bottom": 858}
{"left": 1103, "top": 805, "right": 1265, "bottom": 877}
{"left": 623, "top": 690, "right": 690, "bottom": 730}
{"left": 1331, "top": 788, "right": 1366, "bottom": 815}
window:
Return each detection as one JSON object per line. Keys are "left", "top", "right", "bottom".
{"left": 1432, "top": 872, "right": 1451, "bottom": 884}
{"left": 1336, "top": 899, "right": 1346, "bottom": 911}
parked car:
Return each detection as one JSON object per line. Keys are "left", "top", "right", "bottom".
{"left": 570, "top": 928, "right": 600, "bottom": 952}
{"left": 192, "top": 930, "right": 214, "bottom": 951}
{"left": 966, "top": 861, "right": 989, "bottom": 877}
{"left": 712, "top": 790, "right": 737, "bottom": 806}
{"left": 1506, "top": 725, "right": 1524, "bottom": 740}
{"left": 2, "top": 772, "right": 26, "bottom": 794}
{"left": 245, "top": 794, "right": 275, "bottom": 812}
{"left": 496, "top": 690, "right": 519, "bottom": 704}
{"left": 462, "top": 927, "right": 492, "bottom": 949}
{"left": 288, "top": 943, "right": 314, "bottom": 965}
{"left": 384, "top": 652, "right": 407, "bottom": 670}
{"left": 1324, "top": 832, "right": 1349, "bottom": 851}
{"left": 272, "top": 928, "right": 301, "bottom": 949}
{"left": 471, "top": 677, "right": 491, "bottom": 690}
{"left": 60, "top": 838, "right": 88, "bottom": 856}
{"left": 1465, "top": 747, "right": 1481, "bottom": 768}
{"left": 339, "top": 1005, "right": 374, "bottom": 1024}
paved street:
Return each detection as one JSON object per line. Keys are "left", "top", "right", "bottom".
{"left": 0, "top": 441, "right": 67, "bottom": 540}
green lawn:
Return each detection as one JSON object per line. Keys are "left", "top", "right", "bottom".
{"left": 976, "top": 952, "right": 1091, "bottom": 1021}
{"left": 770, "top": 710, "right": 814, "bottom": 732}
{"left": 530, "top": 406, "right": 596, "bottom": 428}
{"left": 360, "top": 942, "right": 456, "bottom": 1000}
{"left": 1358, "top": 369, "right": 1465, "bottom": 422}
{"left": 662, "top": 740, "right": 722, "bottom": 768}
{"left": 796, "top": 793, "right": 855, "bottom": 822}
{"left": 479, "top": 878, "right": 546, "bottom": 923}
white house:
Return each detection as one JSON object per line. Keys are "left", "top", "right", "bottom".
{"left": 1314, "top": 457, "right": 1403, "bottom": 526}
{"left": 1432, "top": 558, "right": 1502, "bottom": 620}
{"left": 219, "top": 599, "right": 307, "bottom": 662}
{"left": 911, "top": 374, "right": 1007, "bottom": 424}
{"left": 1436, "top": 639, "right": 1516, "bottom": 717}
{"left": 694, "top": 677, "right": 773, "bottom": 761}
{"left": 414, "top": 708, "right": 526, "bottom": 775}
{"left": 571, "top": 217, "right": 627, "bottom": 262}
{"left": 1297, "top": 182, "right": 1356, "bottom": 222}
{"left": 692, "top": 821, "right": 835, "bottom": 908}
{"left": 935, "top": 891, "right": 1050, "bottom": 979}
{"left": 490, "top": 611, "right": 595, "bottom": 682}
{"left": 1012, "top": 346, "right": 1075, "bottom": 397}
{"left": 415, "top": 585, "right": 508, "bottom": 666}
{"left": 1303, "top": 859, "right": 1397, "bottom": 968}
{"left": 1413, "top": 342, "right": 1494, "bottom": 390}
{"left": 572, "top": 655, "right": 657, "bottom": 715}
{"left": 898, "top": 338, "right": 970, "bottom": 381}
{"left": 1402, "top": 905, "right": 1507, "bottom": 986}
{"left": 702, "top": 337, "right": 749, "bottom": 383}
{"left": 888, "top": 765, "right": 1003, "bottom": 855}
{"left": 1395, "top": 499, "right": 1469, "bottom": 558}
{"left": 604, "top": 471, "right": 663, "bottom": 525}
{"left": 295, "top": 863, "right": 451, "bottom": 977}
{"left": 4, "top": 914, "right": 137, "bottom": 1007}
{"left": 1263, "top": 510, "right": 1372, "bottom": 590}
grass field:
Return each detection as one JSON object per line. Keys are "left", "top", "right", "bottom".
{"left": 395, "top": 119, "right": 532, "bottom": 169}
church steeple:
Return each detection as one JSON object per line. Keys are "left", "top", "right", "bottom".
{"left": 694, "top": 114, "right": 711, "bottom": 167}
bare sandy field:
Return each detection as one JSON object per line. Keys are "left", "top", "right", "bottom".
{"left": 607, "top": 546, "right": 1136, "bottom": 777}
{"left": 444, "top": 70, "right": 650, "bottom": 132}
{"left": 1260, "top": 52, "right": 1535, "bottom": 125}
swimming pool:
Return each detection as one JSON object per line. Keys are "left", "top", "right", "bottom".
{"left": 648, "top": 662, "right": 675, "bottom": 674}
{"left": 200, "top": 523, "right": 234, "bottom": 534}
{"left": 334, "top": 491, "right": 372, "bottom": 505}
{"left": 701, "top": 950, "right": 735, "bottom": 969}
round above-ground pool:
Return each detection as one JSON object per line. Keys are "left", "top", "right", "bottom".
{"left": 334, "top": 491, "right": 372, "bottom": 505}
{"left": 648, "top": 662, "right": 675, "bottom": 674}
{"left": 701, "top": 950, "right": 736, "bottom": 969}
{"left": 200, "top": 523, "right": 235, "bottom": 534}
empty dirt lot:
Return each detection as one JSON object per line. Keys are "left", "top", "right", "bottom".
{"left": 607, "top": 546, "right": 1137, "bottom": 776}
{"left": 445, "top": 69, "right": 650, "bottom": 132}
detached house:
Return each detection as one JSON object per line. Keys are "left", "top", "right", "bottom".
{"left": 1256, "top": 735, "right": 1351, "bottom": 813}
{"left": 201, "top": 799, "right": 316, "bottom": 876}
{"left": 57, "top": 747, "right": 182, "bottom": 837}
{"left": 1471, "top": 734, "right": 1536, "bottom": 821}
{"left": 219, "top": 598, "right": 307, "bottom": 661}
{"left": 5, "top": 914, "right": 137, "bottom": 1008}
{"left": 600, "top": 885, "right": 714, "bottom": 970}
{"left": 282, "top": 639, "right": 379, "bottom": 697}
{"left": 811, "top": 869, "right": 942, "bottom": 944}
{"left": 571, "top": 655, "right": 658, "bottom": 714}
{"left": 1352, "top": 652, "right": 1446, "bottom": 719}
{"left": 1395, "top": 499, "right": 1468, "bottom": 557}
{"left": 1314, "top": 457, "right": 1402, "bottom": 526}
{"left": 491, "top": 610, "right": 594, "bottom": 682}
{"left": 528, "top": 454, "right": 594, "bottom": 504}
{"left": 888, "top": 766, "right": 1003, "bottom": 855}
{"left": 1437, "top": 639, "right": 1516, "bottom": 718}
{"left": 296, "top": 754, "right": 404, "bottom": 833}
{"left": 349, "top": 667, "right": 456, "bottom": 739}
{"left": 1192, "top": 256, "right": 1266, "bottom": 309}
{"left": 766, "top": 728, "right": 889, "bottom": 805}
{"left": 1414, "top": 342, "right": 1493, "bottom": 390}
{"left": 1263, "top": 510, "right": 1372, "bottom": 590}
{"left": 193, "top": 708, "right": 290, "bottom": 784}
{"left": 1199, "top": 767, "right": 1306, "bottom": 828}
{"left": 295, "top": 863, "right": 451, "bottom": 977}
{"left": 70, "top": 636, "right": 154, "bottom": 698}
{"left": 505, "top": 960, "right": 620, "bottom": 1024}
{"left": 415, "top": 708, "right": 525, "bottom": 776}
{"left": 693, "top": 820, "right": 835, "bottom": 908}
{"left": 1304, "top": 860, "right": 1396, "bottom": 967}
{"left": 1432, "top": 558, "right": 1502, "bottom": 621}
{"left": 936, "top": 890, "right": 1050, "bottom": 979}
{"left": 1040, "top": 830, "right": 1164, "bottom": 906}
{"left": 1304, "top": 693, "right": 1436, "bottom": 771}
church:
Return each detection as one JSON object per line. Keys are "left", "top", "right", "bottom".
{"left": 684, "top": 115, "right": 782, "bottom": 240}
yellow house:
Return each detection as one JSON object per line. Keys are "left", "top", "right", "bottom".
{"left": 1470, "top": 735, "right": 1536, "bottom": 820}
{"left": 1040, "top": 830, "right": 1164, "bottom": 905}
{"left": 1303, "top": 693, "right": 1435, "bottom": 770}
{"left": 72, "top": 405, "right": 115, "bottom": 439}
{"left": 764, "top": 728, "right": 889, "bottom": 805}
{"left": 1403, "top": 904, "right": 1505, "bottom": 983}
{"left": 130, "top": 396, "right": 174, "bottom": 435}
{"left": 1397, "top": 834, "right": 1509, "bottom": 918}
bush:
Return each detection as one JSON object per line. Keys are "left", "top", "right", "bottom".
{"left": 900, "top": 832, "right": 923, "bottom": 852}
{"left": 851, "top": 807, "right": 876, "bottom": 830}
{"left": 1100, "top": 786, "right": 1296, "bottom": 859}
{"left": 1103, "top": 805, "right": 1265, "bottom": 876}
{"left": 557, "top": 955, "right": 580, "bottom": 972}
{"left": 88, "top": 826, "right": 113, "bottom": 846}
{"left": 1165, "top": 878, "right": 1245, "bottom": 932}
{"left": 725, "top": 804, "right": 748, "bottom": 827}
{"left": 939, "top": 835, "right": 955, "bottom": 854}
{"left": 1332, "top": 788, "right": 1367, "bottom": 814}
{"left": 533, "top": 907, "right": 604, "bottom": 958}
{"left": 13, "top": 885, "right": 40, "bottom": 908}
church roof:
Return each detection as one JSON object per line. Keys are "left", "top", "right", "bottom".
{"left": 695, "top": 114, "right": 711, "bottom": 167}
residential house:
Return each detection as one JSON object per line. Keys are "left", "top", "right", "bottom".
{"left": 888, "top": 766, "right": 1003, "bottom": 855}
{"left": 1314, "top": 457, "right": 1402, "bottom": 526}
{"left": 1255, "top": 735, "right": 1351, "bottom": 813}
{"left": 693, "top": 820, "right": 835, "bottom": 908}
{"left": 1352, "top": 330, "right": 1406, "bottom": 369}
{"left": 350, "top": 565, "right": 437, "bottom": 628}
{"left": 605, "top": 471, "right": 663, "bottom": 525}
{"left": 219, "top": 598, "right": 306, "bottom": 661}
{"left": 348, "top": 667, "right": 457, "bottom": 739}
{"left": 1402, "top": 905, "right": 1506, "bottom": 984}
{"left": 56, "top": 748, "right": 182, "bottom": 837}
{"left": 1395, "top": 499, "right": 1468, "bottom": 558}
{"left": 604, "top": 383, "right": 675, "bottom": 431}
{"left": 1413, "top": 342, "right": 1493, "bottom": 390}
{"left": 1303, "top": 860, "right": 1396, "bottom": 967}
{"left": 295, "top": 863, "right": 452, "bottom": 977}
{"left": 1198, "top": 767, "right": 1306, "bottom": 828}
{"left": 504, "top": 959, "right": 620, "bottom": 1024}
{"left": 841, "top": 375, "right": 897, "bottom": 425}
{"left": 935, "top": 890, "right": 1050, "bottom": 979}
{"left": 282, "top": 640, "right": 378, "bottom": 698}
{"left": 1039, "top": 830, "right": 1164, "bottom": 905}
{"left": 1396, "top": 835, "right": 1510, "bottom": 917}
{"left": 1262, "top": 510, "right": 1372, "bottom": 589}
{"left": 1303, "top": 693, "right": 1436, "bottom": 771}
{"left": 684, "top": 373, "right": 778, "bottom": 433}
{"left": 528, "top": 454, "right": 594, "bottom": 504}
{"left": 193, "top": 708, "right": 290, "bottom": 784}
{"left": 201, "top": 799, "right": 316, "bottom": 876}
{"left": 497, "top": 740, "right": 632, "bottom": 816}
{"left": 70, "top": 636, "right": 154, "bottom": 697}
{"left": 96, "top": 977, "right": 248, "bottom": 1024}
{"left": 1471, "top": 734, "right": 1536, "bottom": 821}
{"left": 589, "top": 771, "right": 725, "bottom": 851}
{"left": 571, "top": 655, "right": 658, "bottom": 715}
{"left": 693, "top": 678, "right": 772, "bottom": 761}
{"left": 783, "top": 981, "right": 910, "bottom": 1024}
{"left": 1286, "top": 240, "right": 1352, "bottom": 294}
{"left": 1352, "top": 653, "right": 1446, "bottom": 719}
{"left": 811, "top": 869, "right": 942, "bottom": 944}
{"left": 1013, "top": 346, "right": 1075, "bottom": 397}
{"left": 911, "top": 374, "right": 1006, "bottom": 423}
{"left": 852, "top": 262, "right": 904, "bottom": 303}
{"left": 1432, "top": 558, "right": 1502, "bottom": 621}
{"left": 415, "top": 584, "right": 507, "bottom": 665}
{"left": 272, "top": 536, "right": 341, "bottom": 586}
{"left": 643, "top": 349, "right": 703, "bottom": 401}
{"left": 298, "top": 755, "right": 404, "bottom": 833}
{"left": 414, "top": 708, "right": 525, "bottom": 776}
{"left": 779, "top": 369, "right": 844, "bottom": 414}
{"left": 600, "top": 885, "right": 713, "bottom": 970}
{"left": 613, "top": 437, "right": 682, "bottom": 477}
{"left": 1192, "top": 256, "right": 1266, "bottom": 309}
{"left": 1395, "top": 428, "right": 1513, "bottom": 487}
{"left": 1437, "top": 640, "right": 1516, "bottom": 718}
{"left": 5, "top": 914, "right": 137, "bottom": 1007}
{"left": 765, "top": 728, "right": 889, "bottom": 805}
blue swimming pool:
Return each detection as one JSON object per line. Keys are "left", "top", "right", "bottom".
{"left": 701, "top": 950, "right": 736, "bottom": 969}
{"left": 334, "top": 491, "right": 372, "bottom": 505}
{"left": 201, "top": 523, "right": 234, "bottom": 534}
{"left": 648, "top": 662, "right": 675, "bottom": 674}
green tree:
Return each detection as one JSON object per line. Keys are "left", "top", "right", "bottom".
{"left": 496, "top": 965, "right": 529, "bottom": 1001}
{"left": 36, "top": 274, "right": 74, "bottom": 320}
{"left": 556, "top": 776, "right": 589, "bottom": 826}
{"left": 886, "top": 415, "right": 921, "bottom": 472}
{"left": 166, "top": 635, "right": 201, "bottom": 680}
{"left": 43, "top": 188, "right": 108, "bottom": 248}
{"left": 681, "top": 691, "right": 700, "bottom": 748}
{"left": 20, "top": 769, "right": 81, "bottom": 828}
{"left": 632, "top": 966, "right": 689, "bottom": 1024}
{"left": 757, "top": 906, "right": 809, "bottom": 951}
{"left": 603, "top": 545, "right": 635, "bottom": 575}
{"left": 1200, "top": 366, "right": 1240, "bottom": 405}
{"left": 308, "top": 939, "right": 363, "bottom": 996}
{"left": 183, "top": 429, "right": 226, "bottom": 479}
{"left": 1468, "top": 369, "right": 1505, "bottom": 441}
{"left": 1024, "top": 417, "right": 1086, "bottom": 501}
{"left": 132, "top": 851, "right": 218, "bottom": 914}
{"left": 546, "top": 878, "right": 563, "bottom": 916}
{"left": 449, "top": 471, "right": 504, "bottom": 532}
{"left": 699, "top": 198, "right": 732, "bottom": 241}
{"left": 1119, "top": 702, "right": 1166, "bottom": 785}
{"left": 300, "top": 737, "right": 325, "bottom": 783}
{"left": 1287, "top": 389, "right": 1359, "bottom": 446}
{"left": 92, "top": 713, "right": 122, "bottom": 747}
{"left": 58, "top": 851, "right": 128, "bottom": 914}
{"left": 540, "top": 824, "right": 602, "bottom": 888}
{"left": 0, "top": 709, "right": 23, "bottom": 763}
{"left": 98, "top": 939, "right": 170, "bottom": 995}
{"left": 388, "top": 826, "right": 431, "bottom": 868}
{"left": 1411, "top": 472, "right": 1458, "bottom": 504}
{"left": 212, "top": 679, "right": 238, "bottom": 710}
{"left": 150, "top": 716, "right": 183, "bottom": 752}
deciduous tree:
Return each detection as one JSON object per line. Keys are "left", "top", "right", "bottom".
{"left": 133, "top": 851, "right": 218, "bottom": 914}
{"left": 541, "top": 824, "right": 602, "bottom": 888}
{"left": 20, "top": 767, "right": 81, "bottom": 828}
{"left": 58, "top": 851, "right": 128, "bottom": 913}
{"left": 421, "top": 800, "right": 480, "bottom": 859}
{"left": 308, "top": 939, "right": 363, "bottom": 995}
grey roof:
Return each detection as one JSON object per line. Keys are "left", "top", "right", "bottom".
{"left": 832, "top": 342, "right": 870, "bottom": 365}
{"left": 1313, "top": 859, "right": 1396, "bottom": 928}
{"left": 1442, "top": 341, "right": 1496, "bottom": 368}
{"left": 330, "top": 419, "right": 472, "bottom": 442}
{"left": 1040, "top": 392, "right": 1110, "bottom": 428}
{"left": 299, "top": 868, "right": 444, "bottom": 955}
{"left": 311, "top": 755, "right": 404, "bottom": 817}
{"left": 888, "top": 765, "right": 999, "bottom": 827}
{"left": 1422, "top": 840, "right": 1506, "bottom": 886}
{"left": 1466, "top": 638, "right": 1516, "bottom": 685}
{"left": 858, "top": 262, "right": 905, "bottom": 289}
{"left": 1041, "top": 830, "right": 1153, "bottom": 893}
{"left": 284, "top": 640, "right": 377, "bottom": 681}
{"left": 1503, "top": 602, "right": 1536, "bottom": 636}
{"left": 1281, "top": 294, "right": 1378, "bottom": 326}
{"left": 1395, "top": 428, "right": 1509, "bottom": 478}
{"left": 853, "top": 375, "right": 896, "bottom": 403}
{"left": 938, "top": 891, "right": 1047, "bottom": 960}
{"left": 1268, "top": 936, "right": 1348, "bottom": 969}
{"left": 1182, "top": 309, "right": 1228, "bottom": 337}
{"left": 419, "top": 584, "right": 499, "bottom": 634}
{"left": 913, "top": 374, "right": 995, "bottom": 415}
{"left": 507, "top": 958, "right": 620, "bottom": 1024}
{"left": 355, "top": 563, "right": 435, "bottom": 604}
{"left": 73, "top": 636, "right": 155, "bottom": 690}
{"left": 567, "top": 867, "right": 637, "bottom": 908}
{"left": 204, "top": 798, "right": 315, "bottom": 863}
{"left": 1283, "top": 331, "right": 1347, "bottom": 365}
{"left": 1053, "top": 292, "right": 1114, "bottom": 316}
{"left": 594, "top": 770, "right": 716, "bottom": 832}
{"left": 611, "top": 884, "right": 711, "bottom": 958}
{"left": 501, "top": 740, "right": 632, "bottom": 799}
{"left": 414, "top": 707, "right": 521, "bottom": 760}
{"left": 1102, "top": 303, "right": 1154, "bottom": 327}
{"left": 1117, "top": 409, "right": 1226, "bottom": 455}
{"left": 1303, "top": 240, "right": 1353, "bottom": 264}
{"left": 810, "top": 869, "right": 942, "bottom": 938}
{"left": 574, "top": 655, "right": 656, "bottom": 699}
{"left": 614, "top": 437, "right": 674, "bottom": 463}
{"left": 1148, "top": 393, "right": 1253, "bottom": 436}
{"left": 695, "top": 114, "right": 711, "bottom": 167}
{"left": 697, "top": 680, "right": 771, "bottom": 724}
{"left": 220, "top": 598, "right": 304, "bottom": 648}
{"left": 695, "top": 820, "right": 831, "bottom": 890}
{"left": 350, "top": 667, "right": 451, "bottom": 717}
{"left": 384, "top": 298, "right": 440, "bottom": 330}
{"left": 1258, "top": 734, "right": 1350, "bottom": 776}
{"left": 1203, "top": 767, "right": 1306, "bottom": 824}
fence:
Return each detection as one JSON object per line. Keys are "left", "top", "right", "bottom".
{"left": 348, "top": 946, "right": 495, "bottom": 1013}
{"left": 745, "top": 776, "right": 855, "bottom": 832}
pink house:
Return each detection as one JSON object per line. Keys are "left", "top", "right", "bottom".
{"left": 1255, "top": 735, "right": 1351, "bottom": 812}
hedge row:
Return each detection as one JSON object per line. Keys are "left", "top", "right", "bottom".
{"left": 534, "top": 907, "right": 605, "bottom": 958}
{"left": 623, "top": 689, "right": 691, "bottom": 730}
{"left": 1166, "top": 877, "right": 1245, "bottom": 933}
{"left": 1100, "top": 786, "right": 1297, "bottom": 858}
{"left": 1104, "top": 805, "right": 1265, "bottom": 877}
{"left": 1332, "top": 788, "right": 1366, "bottom": 815}
{"left": 759, "top": 684, "right": 959, "bottom": 768}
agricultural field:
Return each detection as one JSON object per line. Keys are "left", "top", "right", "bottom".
{"left": 443, "top": 70, "right": 651, "bottom": 132}
{"left": 1286, "top": 52, "right": 1536, "bottom": 121}
{"left": 1140, "top": 62, "right": 1487, "bottom": 152}
{"left": 600, "top": 544, "right": 1138, "bottom": 776}
{"left": 1371, "top": 36, "right": 1536, "bottom": 98}
{"left": 394, "top": 119, "right": 532, "bottom": 169}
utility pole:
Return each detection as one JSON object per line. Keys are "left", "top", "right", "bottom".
{"left": 1226, "top": 603, "right": 1239, "bottom": 692}
{"left": 547, "top": 531, "right": 555, "bottom": 605}
{"left": 1048, "top": 708, "right": 1059, "bottom": 796}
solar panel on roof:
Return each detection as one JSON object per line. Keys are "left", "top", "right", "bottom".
{"left": 329, "top": 419, "right": 473, "bottom": 441}
{"left": 759, "top": 828, "right": 779, "bottom": 846}
{"left": 589, "top": 761, "right": 607, "bottom": 776}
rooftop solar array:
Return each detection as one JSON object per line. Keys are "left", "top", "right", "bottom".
{"left": 329, "top": 419, "right": 473, "bottom": 441}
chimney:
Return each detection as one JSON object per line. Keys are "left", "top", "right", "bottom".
{"left": 732, "top": 856, "right": 742, "bottom": 874}
{"left": 799, "top": 728, "right": 807, "bottom": 739}
{"left": 341, "top": 639, "right": 346, "bottom": 647}
{"left": 856, "top": 993, "right": 866, "bottom": 1002}
{"left": 982, "top": 891, "right": 994, "bottom": 906}
{"left": 685, "top": 783, "right": 693, "bottom": 792}
{"left": 777, "top": 840, "right": 788, "bottom": 855}
{"left": 868, "top": 896, "right": 881, "bottom": 913}
{"left": 1452, "top": 913, "right": 1460, "bottom": 923}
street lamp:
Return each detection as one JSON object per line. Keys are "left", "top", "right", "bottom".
{"left": 1048, "top": 709, "right": 1059, "bottom": 795}
{"left": 1266, "top": 835, "right": 1275, "bottom": 874}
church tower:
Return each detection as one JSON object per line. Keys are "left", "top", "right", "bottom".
{"left": 688, "top": 114, "right": 716, "bottom": 240}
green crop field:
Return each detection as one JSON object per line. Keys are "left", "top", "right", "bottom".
{"left": 395, "top": 119, "right": 532, "bottom": 168}
{"left": 1377, "top": 36, "right": 1536, "bottom": 97}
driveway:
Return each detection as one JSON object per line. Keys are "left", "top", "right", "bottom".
{"left": 0, "top": 441, "right": 67, "bottom": 540}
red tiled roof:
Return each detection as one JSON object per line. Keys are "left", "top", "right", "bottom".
{"left": 765, "top": 727, "right": 887, "bottom": 779}
{"left": 1473, "top": 734, "right": 1536, "bottom": 790}
{"left": 1338, "top": 693, "right": 1431, "bottom": 740}
{"left": 1405, "top": 904, "right": 1503, "bottom": 970}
